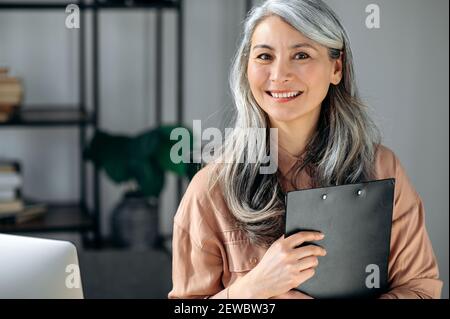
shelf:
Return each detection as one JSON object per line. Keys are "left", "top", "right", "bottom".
{"left": 0, "top": 0, "right": 183, "bottom": 247}
{"left": 0, "top": 106, "right": 95, "bottom": 127}
{"left": 0, "top": 202, "right": 94, "bottom": 233}
{"left": 0, "top": 1, "right": 180, "bottom": 10}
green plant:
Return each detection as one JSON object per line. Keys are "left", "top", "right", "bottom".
{"left": 84, "top": 125, "right": 199, "bottom": 197}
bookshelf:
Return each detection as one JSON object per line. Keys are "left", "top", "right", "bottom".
{"left": 0, "top": 203, "right": 93, "bottom": 233}
{"left": 0, "top": 0, "right": 184, "bottom": 248}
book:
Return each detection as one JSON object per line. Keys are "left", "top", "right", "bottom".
{"left": 0, "top": 159, "right": 21, "bottom": 174}
{"left": 0, "top": 161, "right": 21, "bottom": 196}
{"left": 0, "top": 93, "right": 22, "bottom": 105}
{"left": 0, "top": 104, "right": 19, "bottom": 122}
{"left": 284, "top": 178, "right": 395, "bottom": 299}
{"left": 0, "top": 199, "right": 47, "bottom": 224}
{"left": 0, "top": 199, "right": 24, "bottom": 214}
{"left": 0, "top": 104, "right": 17, "bottom": 113}
{"left": 0, "top": 172, "right": 22, "bottom": 189}
{"left": 0, "top": 189, "right": 20, "bottom": 201}
{"left": 0, "top": 112, "right": 11, "bottom": 122}
{"left": 0, "top": 81, "right": 22, "bottom": 91}
{"left": 0, "top": 68, "right": 23, "bottom": 107}
{"left": 0, "top": 159, "right": 21, "bottom": 173}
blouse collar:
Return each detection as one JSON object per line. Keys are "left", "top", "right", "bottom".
{"left": 277, "top": 143, "right": 306, "bottom": 176}
{"left": 276, "top": 143, "right": 313, "bottom": 191}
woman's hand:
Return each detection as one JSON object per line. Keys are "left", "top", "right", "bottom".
{"left": 244, "top": 231, "right": 326, "bottom": 299}
{"left": 270, "top": 290, "right": 314, "bottom": 299}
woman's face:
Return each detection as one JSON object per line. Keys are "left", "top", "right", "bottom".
{"left": 247, "top": 15, "right": 343, "bottom": 125}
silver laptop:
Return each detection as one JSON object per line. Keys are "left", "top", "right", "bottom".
{"left": 0, "top": 234, "right": 84, "bottom": 299}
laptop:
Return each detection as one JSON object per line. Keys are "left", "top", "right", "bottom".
{"left": 0, "top": 234, "right": 84, "bottom": 299}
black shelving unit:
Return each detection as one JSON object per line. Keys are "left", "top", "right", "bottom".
{"left": 0, "top": 203, "right": 93, "bottom": 233}
{"left": 0, "top": 0, "right": 184, "bottom": 248}
{"left": 0, "top": 107, "right": 94, "bottom": 126}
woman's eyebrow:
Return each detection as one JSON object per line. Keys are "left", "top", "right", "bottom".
{"left": 252, "top": 43, "right": 318, "bottom": 51}
{"left": 291, "top": 43, "right": 318, "bottom": 51}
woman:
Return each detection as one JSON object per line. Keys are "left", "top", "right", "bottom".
{"left": 168, "top": 0, "right": 442, "bottom": 299}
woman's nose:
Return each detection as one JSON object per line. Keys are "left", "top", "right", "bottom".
{"left": 269, "top": 60, "right": 292, "bottom": 83}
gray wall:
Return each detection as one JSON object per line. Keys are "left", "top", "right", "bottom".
{"left": 325, "top": 0, "right": 449, "bottom": 298}
{"left": 0, "top": 0, "right": 447, "bottom": 298}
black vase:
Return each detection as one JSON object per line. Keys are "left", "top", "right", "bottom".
{"left": 110, "top": 191, "right": 160, "bottom": 250}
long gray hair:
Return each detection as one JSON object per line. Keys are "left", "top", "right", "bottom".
{"left": 209, "top": 0, "right": 381, "bottom": 248}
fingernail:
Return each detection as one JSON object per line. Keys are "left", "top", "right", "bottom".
{"left": 319, "top": 233, "right": 325, "bottom": 238}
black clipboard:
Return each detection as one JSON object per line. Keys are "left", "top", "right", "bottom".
{"left": 284, "top": 178, "right": 395, "bottom": 299}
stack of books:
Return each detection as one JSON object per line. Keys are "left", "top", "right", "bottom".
{"left": 0, "top": 67, "right": 23, "bottom": 122}
{"left": 0, "top": 159, "right": 47, "bottom": 224}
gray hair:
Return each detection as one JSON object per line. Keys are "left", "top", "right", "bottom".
{"left": 209, "top": 0, "right": 381, "bottom": 248}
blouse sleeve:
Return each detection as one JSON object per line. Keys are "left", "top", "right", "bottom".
{"left": 379, "top": 152, "right": 443, "bottom": 299}
{"left": 168, "top": 168, "right": 225, "bottom": 299}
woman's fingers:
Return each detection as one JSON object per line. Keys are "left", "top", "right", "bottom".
{"left": 296, "top": 256, "right": 319, "bottom": 271}
{"left": 298, "top": 267, "right": 316, "bottom": 283}
{"left": 285, "top": 231, "right": 324, "bottom": 249}
{"left": 295, "top": 244, "right": 327, "bottom": 260}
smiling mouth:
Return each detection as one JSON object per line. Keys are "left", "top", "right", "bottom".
{"left": 265, "top": 91, "right": 303, "bottom": 101}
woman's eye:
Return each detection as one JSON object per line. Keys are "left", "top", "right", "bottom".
{"left": 256, "top": 53, "right": 272, "bottom": 61}
{"left": 294, "top": 52, "right": 310, "bottom": 60}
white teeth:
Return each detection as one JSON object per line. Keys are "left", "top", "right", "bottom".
{"left": 270, "top": 91, "right": 301, "bottom": 98}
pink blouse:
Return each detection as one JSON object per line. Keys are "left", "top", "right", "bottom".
{"left": 168, "top": 144, "right": 442, "bottom": 299}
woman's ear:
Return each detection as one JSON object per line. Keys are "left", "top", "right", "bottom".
{"left": 331, "top": 52, "right": 343, "bottom": 85}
